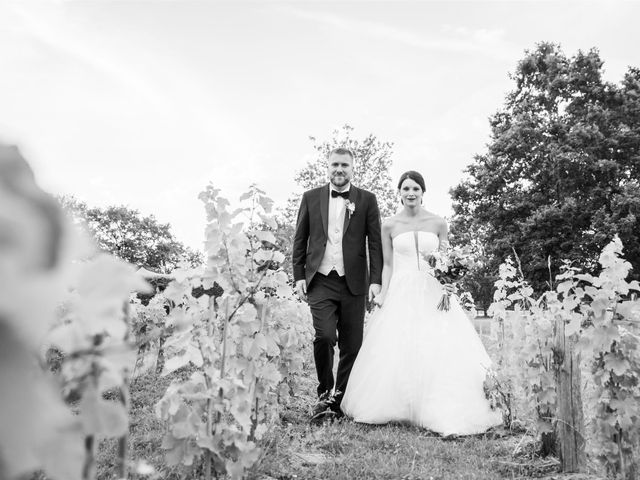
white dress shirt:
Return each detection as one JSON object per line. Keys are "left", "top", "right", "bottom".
{"left": 317, "top": 184, "right": 350, "bottom": 276}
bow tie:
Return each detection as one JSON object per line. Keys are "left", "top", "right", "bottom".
{"left": 331, "top": 190, "right": 350, "bottom": 199}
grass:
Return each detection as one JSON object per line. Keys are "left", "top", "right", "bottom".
{"left": 248, "top": 375, "right": 567, "bottom": 480}
{"left": 95, "top": 373, "right": 178, "bottom": 480}
{"left": 92, "top": 363, "right": 609, "bottom": 480}
{"left": 253, "top": 415, "right": 516, "bottom": 479}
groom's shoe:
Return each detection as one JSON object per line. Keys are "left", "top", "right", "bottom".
{"left": 326, "top": 392, "right": 344, "bottom": 419}
{"left": 310, "top": 391, "right": 334, "bottom": 424}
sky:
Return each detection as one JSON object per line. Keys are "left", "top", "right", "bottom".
{"left": 1, "top": 0, "right": 638, "bottom": 251}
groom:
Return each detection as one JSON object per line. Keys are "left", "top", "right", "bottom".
{"left": 292, "top": 147, "right": 383, "bottom": 422}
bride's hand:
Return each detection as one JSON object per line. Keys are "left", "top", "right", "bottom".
{"left": 421, "top": 253, "right": 437, "bottom": 267}
{"left": 443, "top": 284, "right": 456, "bottom": 295}
{"left": 373, "top": 294, "right": 385, "bottom": 306}
{"left": 368, "top": 283, "right": 381, "bottom": 302}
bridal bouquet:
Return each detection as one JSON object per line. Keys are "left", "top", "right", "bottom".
{"left": 424, "top": 246, "right": 476, "bottom": 311}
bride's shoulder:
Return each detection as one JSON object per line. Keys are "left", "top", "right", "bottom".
{"left": 421, "top": 210, "right": 446, "bottom": 225}
{"left": 420, "top": 211, "right": 448, "bottom": 236}
{"left": 434, "top": 215, "right": 448, "bottom": 229}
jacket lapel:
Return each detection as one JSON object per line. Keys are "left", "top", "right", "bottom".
{"left": 320, "top": 184, "right": 329, "bottom": 238}
{"left": 343, "top": 186, "right": 359, "bottom": 234}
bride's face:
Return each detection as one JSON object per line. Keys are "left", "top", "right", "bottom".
{"left": 399, "top": 178, "right": 423, "bottom": 207}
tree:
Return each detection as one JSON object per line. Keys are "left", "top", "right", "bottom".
{"left": 458, "top": 262, "right": 497, "bottom": 316}
{"left": 58, "top": 196, "right": 202, "bottom": 273}
{"left": 450, "top": 43, "right": 640, "bottom": 291}
{"left": 281, "top": 125, "right": 398, "bottom": 226}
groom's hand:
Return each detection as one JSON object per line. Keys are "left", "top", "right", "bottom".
{"left": 295, "top": 280, "right": 307, "bottom": 302}
{"left": 368, "top": 283, "right": 381, "bottom": 303}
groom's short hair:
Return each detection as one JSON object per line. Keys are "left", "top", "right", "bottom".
{"left": 328, "top": 147, "right": 354, "bottom": 161}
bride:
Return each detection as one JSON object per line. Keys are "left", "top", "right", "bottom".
{"left": 341, "top": 170, "right": 502, "bottom": 436}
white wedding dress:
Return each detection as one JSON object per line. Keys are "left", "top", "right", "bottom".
{"left": 341, "top": 231, "right": 502, "bottom": 435}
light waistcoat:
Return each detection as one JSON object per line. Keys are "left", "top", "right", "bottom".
{"left": 317, "top": 185, "right": 349, "bottom": 276}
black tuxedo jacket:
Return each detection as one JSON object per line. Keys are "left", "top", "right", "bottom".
{"left": 292, "top": 184, "right": 383, "bottom": 296}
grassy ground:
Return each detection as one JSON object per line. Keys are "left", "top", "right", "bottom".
{"left": 93, "top": 366, "right": 608, "bottom": 480}
{"left": 254, "top": 401, "right": 525, "bottom": 480}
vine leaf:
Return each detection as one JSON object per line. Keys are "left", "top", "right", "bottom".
{"left": 80, "top": 386, "right": 128, "bottom": 437}
{"left": 603, "top": 355, "right": 631, "bottom": 376}
{"left": 591, "top": 325, "right": 621, "bottom": 351}
{"left": 254, "top": 231, "right": 276, "bottom": 245}
{"left": 565, "top": 316, "right": 582, "bottom": 336}
{"left": 618, "top": 300, "right": 640, "bottom": 321}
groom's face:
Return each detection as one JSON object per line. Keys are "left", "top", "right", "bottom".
{"left": 328, "top": 153, "right": 353, "bottom": 189}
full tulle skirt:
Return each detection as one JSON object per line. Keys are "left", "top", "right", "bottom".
{"left": 341, "top": 268, "right": 502, "bottom": 435}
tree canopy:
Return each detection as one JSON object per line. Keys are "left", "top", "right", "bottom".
{"left": 450, "top": 43, "right": 640, "bottom": 291}
{"left": 59, "top": 196, "right": 202, "bottom": 273}
{"left": 282, "top": 125, "right": 397, "bottom": 224}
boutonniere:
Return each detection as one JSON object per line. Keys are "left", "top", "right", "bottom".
{"left": 345, "top": 200, "right": 355, "bottom": 217}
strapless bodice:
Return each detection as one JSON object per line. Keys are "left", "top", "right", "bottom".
{"left": 392, "top": 231, "right": 439, "bottom": 273}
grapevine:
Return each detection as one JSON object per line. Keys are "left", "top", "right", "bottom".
{"left": 154, "top": 184, "right": 312, "bottom": 479}
{"left": 0, "top": 145, "right": 151, "bottom": 480}
{"left": 488, "top": 236, "right": 640, "bottom": 477}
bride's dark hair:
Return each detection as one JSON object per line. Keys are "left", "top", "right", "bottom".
{"left": 397, "top": 170, "right": 426, "bottom": 192}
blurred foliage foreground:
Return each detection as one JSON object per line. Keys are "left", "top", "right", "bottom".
{"left": 0, "top": 144, "right": 312, "bottom": 480}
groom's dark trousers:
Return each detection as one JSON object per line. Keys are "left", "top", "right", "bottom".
{"left": 292, "top": 184, "right": 382, "bottom": 403}
{"left": 307, "top": 270, "right": 366, "bottom": 398}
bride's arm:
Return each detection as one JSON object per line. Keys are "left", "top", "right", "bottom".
{"left": 437, "top": 217, "right": 450, "bottom": 253}
{"left": 376, "top": 221, "right": 394, "bottom": 305}
{"left": 436, "top": 218, "right": 456, "bottom": 294}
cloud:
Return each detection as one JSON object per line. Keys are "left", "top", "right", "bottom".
{"left": 5, "top": 3, "right": 169, "bottom": 111}
{"left": 1, "top": 2, "right": 244, "bottom": 158}
{"left": 279, "top": 6, "right": 515, "bottom": 61}
{"left": 441, "top": 24, "right": 507, "bottom": 45}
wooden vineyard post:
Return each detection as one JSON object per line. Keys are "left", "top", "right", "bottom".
{"left": 554, "top": 315, "right": 586, "bottom": 472}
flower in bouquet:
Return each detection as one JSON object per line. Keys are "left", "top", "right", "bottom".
{"left": 423, "top": 246, "right": 477, "bottom": 311}
{"left": 458, "top": 291, "right": 476, "bottom": 312}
